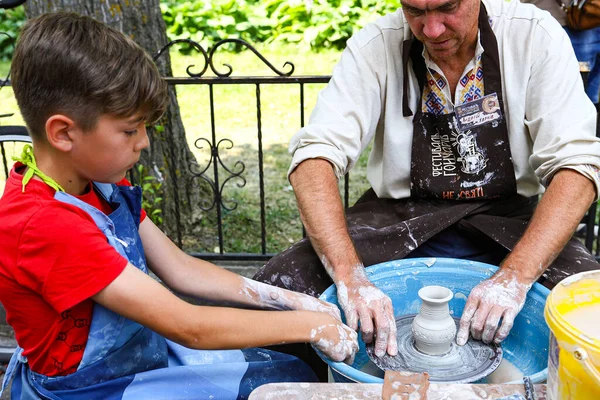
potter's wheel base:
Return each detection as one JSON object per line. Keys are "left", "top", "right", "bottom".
{"left": 366, "top": 314, "right": 502, "bottom": 383}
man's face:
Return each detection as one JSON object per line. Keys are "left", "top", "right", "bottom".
{"left": 401, "top": 0, "right": 480, "bottom": 63}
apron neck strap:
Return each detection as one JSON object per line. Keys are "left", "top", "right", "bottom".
{"left": 478, "top": 4, "right": 502, "bottom": 96}
{"left": 13, "top": 144, "right": 65, "bottom": 193}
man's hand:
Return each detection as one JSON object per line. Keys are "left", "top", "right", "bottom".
{"left": 457, "top": 269, "right": 531, "bottom": 346}
{"left": 310, "top": 315, "right": 359, "bottom": 364}
{"left": 337, "top": 274, "right": 398, "bottom": 358}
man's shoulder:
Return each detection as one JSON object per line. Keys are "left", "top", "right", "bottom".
{"left": 351, "top": 8, "right": 409, "bottom": 50}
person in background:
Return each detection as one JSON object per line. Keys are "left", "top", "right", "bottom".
{"left": 523, "top": 0, "right": 600, "bottom": 108}
{"left": 0, "top": 12, "right": 357, "bottom": 400}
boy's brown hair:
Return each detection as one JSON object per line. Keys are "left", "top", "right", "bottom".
{"left": 10, "top": 12, "right": 168, "bottom": 140}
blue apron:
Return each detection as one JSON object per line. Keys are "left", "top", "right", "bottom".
{"left": 1, "top": 183, "right": 317, "bottom": 399}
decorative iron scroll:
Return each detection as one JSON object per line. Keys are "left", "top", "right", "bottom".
{"left": 154, "top": 38, "right": 294, "bottom": 214}
{"left": 190, "top": 137, "right": 246, "bottom": 212}
{"left": 153, "top": 38, "right": 295, "bottom": 78}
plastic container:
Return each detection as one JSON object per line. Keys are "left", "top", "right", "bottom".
{"left": 316, "top": 257, "right": 550, "bottom": 384}
{"left": 545, "top": 270, "right": 600, "bottom": 399}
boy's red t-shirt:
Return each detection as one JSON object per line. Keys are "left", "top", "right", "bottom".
{"left": 0, "top": 163, "right": 146, "bottom": 376}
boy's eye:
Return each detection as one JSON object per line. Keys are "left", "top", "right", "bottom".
{"left": 124, "top": 129, "right": 138, "bottom": 136}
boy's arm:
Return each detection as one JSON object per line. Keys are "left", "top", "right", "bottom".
{"left": 139, "top": 218, "right": 341, "bottom": 320}
{"left": 91, "top": 263, "right": 357, "bottom": 361}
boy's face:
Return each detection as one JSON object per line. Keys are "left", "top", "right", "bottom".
{"left": 70, "top": 114, "right": 149, "bottom": 184}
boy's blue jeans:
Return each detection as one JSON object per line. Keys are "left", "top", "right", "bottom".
{"left": 565, "top": 26, "right": 600, "bottom": 104}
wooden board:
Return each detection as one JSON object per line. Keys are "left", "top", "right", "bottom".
{"left": 249, "top": 382, "right": 547, "bottom": 400}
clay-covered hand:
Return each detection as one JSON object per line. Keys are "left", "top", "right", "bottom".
{"left": 310, "top": 317, "right": 359, "bottom": 364}
{"left": 240, "top": 278, "right": 341, "bottom": 321}
{"left": 337, "top": 274, "right": 398, "bottom": 358}
{"left": 457, "top": 269, "right": 532, "bottom": 346}
{"left": 285, "top": 291, "right": 343, "bottom": 321}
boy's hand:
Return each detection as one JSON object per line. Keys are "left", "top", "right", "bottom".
{"left": 240, "top": 278, "right": 341, "bottom": 321}
{"left": 310, "top": 315, "right": 358, "bottom": 364}
{"left": 284, "top": 292, "right": 342, "bottom": 321}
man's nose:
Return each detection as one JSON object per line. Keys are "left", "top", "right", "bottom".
{"left": 422, "top": 14, "right": 446, "bottom": 39}
{"left": 135, "top": 125, "right": 150, "bottom": 151}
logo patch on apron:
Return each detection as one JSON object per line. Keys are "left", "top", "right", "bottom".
{"left": 455, "top": 93, "right": 502, "bottom": 132}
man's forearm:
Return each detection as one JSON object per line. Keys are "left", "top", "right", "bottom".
{"left": 502, "top": 169, "right": 596, "bottom": 284}
{"left": 290, "top": 158, "right": 363, "bottom": 283}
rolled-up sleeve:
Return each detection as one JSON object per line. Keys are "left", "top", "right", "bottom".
{"left": 288, "top": 32, "right": 386, "bottom": 180}
{"left": 525, "top": 21, "right": 600, "bottom": 198}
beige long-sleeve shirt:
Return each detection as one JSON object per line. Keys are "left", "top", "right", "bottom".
{"left": 289, "top": 0, "right": 600, "bottom": 200}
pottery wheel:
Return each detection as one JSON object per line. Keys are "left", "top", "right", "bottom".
{"left": 366, "top": 314, "right": 503, "bottom": 383}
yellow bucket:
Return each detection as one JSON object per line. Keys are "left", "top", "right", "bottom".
{"left": 544, "top": 270, "right": 600, "bottom": 399}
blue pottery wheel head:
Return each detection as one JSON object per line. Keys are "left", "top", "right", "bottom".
{"left": 365, "top": 314, "right": 503, "bottom": 383}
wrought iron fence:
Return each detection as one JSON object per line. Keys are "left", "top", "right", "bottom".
{"left": 150, "top": 38, "right": 352, "bottom": 262}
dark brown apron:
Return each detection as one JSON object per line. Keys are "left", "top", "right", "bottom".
{"left": 253, "top": 5, "right": 599, "bottom": 297}
{"left": 407, "top": 7, "right": 516, "bottom": 200}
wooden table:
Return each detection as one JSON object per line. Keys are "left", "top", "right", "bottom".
{"left": 249, "top": 382, "right": 547, "bottom": 399}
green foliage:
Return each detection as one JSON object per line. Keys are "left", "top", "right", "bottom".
{"left": 0, "top": 0, "right": 399, "bottom": 59}
{"left": 0, "top": 7, "right": 26, "bottom": 62}
{"left": 137, "top": 164, "right": 165, "bottom": 226}
{"left": 161, "top": 0, "right": 400, "bottom": 53}
{"left": 160, "top": 0, "right": 274, "bottom": 53}
{"left": 265, "top": 0, "right": 399, "bottom": 51}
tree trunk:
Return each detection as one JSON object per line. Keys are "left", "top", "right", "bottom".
{"left": 25, "top": 0, "right": 204, "bottom": 246}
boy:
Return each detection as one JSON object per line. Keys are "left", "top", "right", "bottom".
{"left": 0, "top": 12, "right": 358, "bottom": 400}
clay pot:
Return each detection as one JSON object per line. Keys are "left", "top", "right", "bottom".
{"left": 411, "top": 285, "right": 456, "bottom": 355}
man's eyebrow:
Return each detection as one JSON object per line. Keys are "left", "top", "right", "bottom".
{"left": 402, "top": 0, "right": 460, "bottom": 12}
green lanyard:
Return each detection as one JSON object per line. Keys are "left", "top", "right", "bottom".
{"left": 12, "top": 144, "right": 65, "bottom": 193}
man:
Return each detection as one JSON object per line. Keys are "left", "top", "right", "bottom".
{"left": 254, "top": 0, "right": 600, "bottom": 371}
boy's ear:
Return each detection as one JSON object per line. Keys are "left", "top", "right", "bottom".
{"left": 45, "top": 115, "right": 79, "bottom": 152}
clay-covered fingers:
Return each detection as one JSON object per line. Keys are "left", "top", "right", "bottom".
{"left": 318, "top": 299, "right": 342, "bottom": 321}
{"left": 372, "top": 297, "right": 397, "bottom": 357}
{"left": 481, "top": 305, "right": 505, "bottom": 344}
{"left": 342, "top": 325, "right": 359, "bottom": 363}
{"left": 314, "top": 323, "right": 359, "bottom": 362}
{"left": 494, "top": 309, "right": 517, "bottom": 344}
{"left": 385, "top": 300, "right": 398, "bottom": 356}
{"left": 456, "top": 297, "right": 479, "bottom": 346}
{"left": 357, "top": 303, "right": 375, "bottom": 344}
{"left": 337, "top": 288, "right": 359, "bottom": 330}
{"left": 469, "top": 302, "right": 493, "bottom": 341}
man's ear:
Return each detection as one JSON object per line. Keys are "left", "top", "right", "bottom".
{"left": 45, "top": 115, "right": 79, "bottom": 152}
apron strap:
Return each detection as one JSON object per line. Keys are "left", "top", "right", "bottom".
{"left": 478, "top": 7, "right": 503, "bottom": 96}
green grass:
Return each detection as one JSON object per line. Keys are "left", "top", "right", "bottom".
{"left": 0, "top": 44, "right": 372, "bottom": 254}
